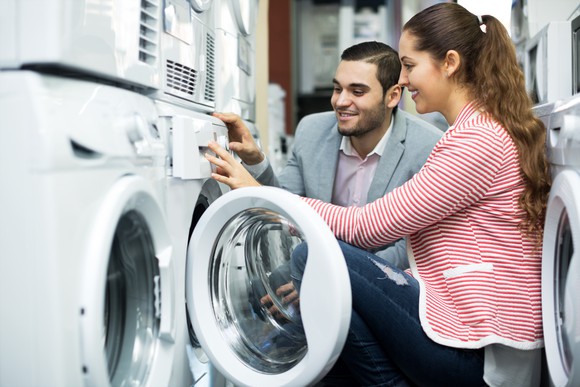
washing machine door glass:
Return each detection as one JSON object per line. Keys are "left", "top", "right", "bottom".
{"left": 80, "top": 176, "right": 174, "bottom": 387}
{"left": 542, "top": 170, "right": 580, "bottom": 387}
{"left": 105, "top": 210, "right": 159, "bottom": 384}
{"left": 187, "top": 187, "right": 351, "bottom": 386}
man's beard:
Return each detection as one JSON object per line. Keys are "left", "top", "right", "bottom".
{"left": 337, "top": 102, "right": 387, "bottom": 138}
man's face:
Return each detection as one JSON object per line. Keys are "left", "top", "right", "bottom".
{"left": 331, "top": 60, "right": 388, "bottom": 137}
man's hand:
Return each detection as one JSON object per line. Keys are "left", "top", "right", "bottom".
{"left": 212, "top": 112, "right": 264, "bottom": 165}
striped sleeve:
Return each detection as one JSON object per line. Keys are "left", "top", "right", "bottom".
{"left": 303, "top": 118, "right": 505, "bottom": 249}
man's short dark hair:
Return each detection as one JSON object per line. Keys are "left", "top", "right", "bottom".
{"left": 341, "top": 41, "right": 400, "bottom": 97}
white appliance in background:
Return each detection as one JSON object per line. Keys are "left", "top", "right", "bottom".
{"left": 510, "top": 0, "right": 578, "bottom": 43}
{"left": 525, "top": 21, "right": 572, "bottom": 105}
{"left": 541, "top": 94, "right": 580, "bottom": 387}
{"left": 245, "top": 120, "right": 264, "bottom": 154}
{"left": 0, "top": 0, "right": 162, "bottom": 90}
{"left": 150, "top": 0, "right": 217, "bottom": 112}
{"left": 0, "top": 71, "right": 175, "bottom": 387}
{"left": 511, "top": 0, "right": 530, "bottom": 70}
{"left": 268, "top": 83, "right": 291, "bottom": 175}
{"left": 572, "top": 14, "right": 580, "bottom": 95}
{"left": 154, "top": 100, "right": 231, "bottom": 386}
{"left": 214, "top": 0, "right": 258, "bottom": 122}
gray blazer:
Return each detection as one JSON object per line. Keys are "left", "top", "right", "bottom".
{"left": 256, "top": 109, "right": 443, "bottom": 268}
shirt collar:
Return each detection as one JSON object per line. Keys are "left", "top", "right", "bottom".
{"left": 450, "top": 102, "right": 481, "bottom": 130}
{"left": 339, "top": 116, "right": 394, "bottom": 158}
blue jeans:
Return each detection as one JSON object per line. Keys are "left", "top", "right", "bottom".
{"left": 291, "top": 241, "right": 485, "bottom": 387}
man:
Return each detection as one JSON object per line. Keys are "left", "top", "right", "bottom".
{"left": 213, "top": 41, "right": 442, "bottom": 269}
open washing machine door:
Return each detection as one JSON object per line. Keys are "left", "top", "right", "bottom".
{"left": 542, "top": 170, "right": 580, "bottom": 387}
{"left": 186, "top": 186, "right": 351, "bottom": 386}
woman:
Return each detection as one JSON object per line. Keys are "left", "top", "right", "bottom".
{"left": 206, "top": 3, "right": 550, "bottom": 386}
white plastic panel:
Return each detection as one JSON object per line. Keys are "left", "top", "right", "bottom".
{"left": 171, "top": 115, "right": 229, "bottom": 179}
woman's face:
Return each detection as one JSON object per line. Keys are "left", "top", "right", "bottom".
{"left": 398, "top": 31, "right": 450, "bottom": 115}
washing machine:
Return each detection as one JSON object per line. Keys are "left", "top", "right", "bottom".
{"left": 155, "top": 101, "right": 351, "bottom": 386}
{"left": 0, "top": 70, "right": 176, "bottom": 387}
{"left": 541, "top": 94, "right": 580, "bottom": 387}
{"left": 155, "top": 100, "right": 231, "bottom": 386}
{"left": 0, "top": 0, "right": 162, "bottom": 90}
{"left": 150, "top": 0, "right": 217, "bottom": 112}
{"left": 214, "top": 0, "right": 258, "bottom": 122}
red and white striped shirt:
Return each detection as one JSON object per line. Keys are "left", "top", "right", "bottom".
{"left": 303, "top": 103, "right": 543, "bottom": 349}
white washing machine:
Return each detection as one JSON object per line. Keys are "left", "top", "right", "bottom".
{"left": 0, "top": 0, "right": 162, "bottom": 90}
{"left": 542, "top": 94, "right": 580, "bottom": 387}
{"left": 151, "top": 0, "right": 217, "bottom": 112}
{"left": 214, "top": 0, "right": 258, "bottom": 122}
{"left": 155, "top": 98, "right": 353, "bottom": 386}
{"left": 155, "top": 100, "right": 231, "bottom": 386}
{"left": 0, "top": 71, "right": 176, "bottom": 387}
{"left": 0, "top": 72, "right": 350, "bottom": 387}
{"left": 155, "top": 101, "right": 350, "bottom": 387}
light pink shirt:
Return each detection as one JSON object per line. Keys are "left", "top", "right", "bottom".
{"left": 331, "top": 119, "right": 393, "bottom": 207}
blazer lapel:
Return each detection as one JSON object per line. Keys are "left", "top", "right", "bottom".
{"left": 367, "top": 111, "right": 407, "bottom": 202}
{"left": 316, "top": 125, "right": 342, "bottom": 202}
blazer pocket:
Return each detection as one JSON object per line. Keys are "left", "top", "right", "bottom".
{"left": 443, "top": 263, "right": 497, "bottom": 326}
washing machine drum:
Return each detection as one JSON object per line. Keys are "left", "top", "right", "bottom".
{"left": 543, "top": 170, "right": 580, "bottom": 386}
{"left": 186, "top": 187, "right": 351, "bottom": 386}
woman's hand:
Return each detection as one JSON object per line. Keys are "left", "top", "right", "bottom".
{"left": 206, "top": 140, "right": 261, "bottom": 189}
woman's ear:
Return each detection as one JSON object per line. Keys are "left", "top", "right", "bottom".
{"left": 386, "top": 84, "right": 402, "bottom": 108}
{"left": 444, "top": 50, "right": 461, "bottom": 77}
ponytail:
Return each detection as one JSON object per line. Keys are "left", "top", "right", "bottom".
{"left": 476, "top": 15, "right": 550, "bottom": 240}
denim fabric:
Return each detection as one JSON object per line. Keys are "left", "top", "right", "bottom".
{"left": 292, "top": 241, "right": 485, "bottom": 387}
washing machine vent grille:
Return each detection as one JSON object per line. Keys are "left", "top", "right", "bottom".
{"left": 138, "top": 0, "right": 160, "bottom": 66}
{"left": 205, "top": 33, "right": 216, "bottom": 102}
{"left": 166, "top": 60, "right": 197, "bottom": 96}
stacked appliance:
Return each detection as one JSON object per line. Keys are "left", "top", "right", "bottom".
{"left": 152, "top": 0, "right": 217, "bottom": 112}
{"left": 1, "top": 0, "right": 355, "bottom": 386}
{"left": 214, "top": 0, "right": 262, "bottom": 145}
